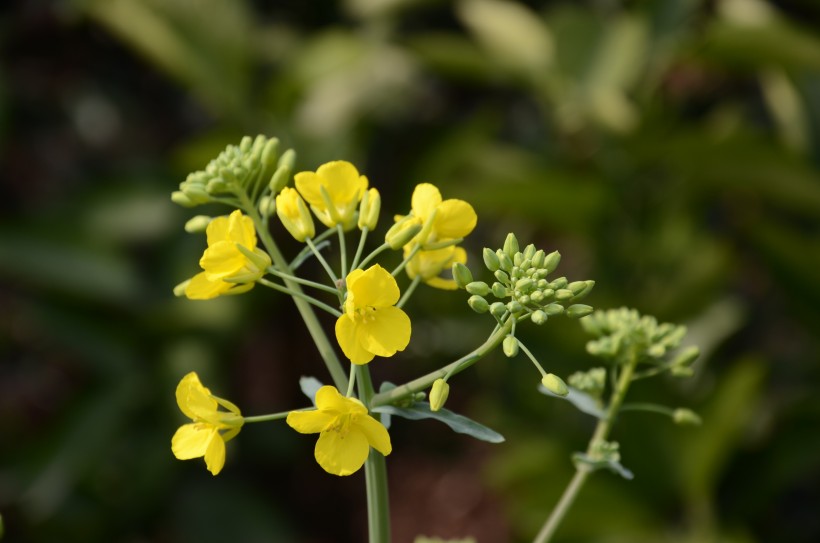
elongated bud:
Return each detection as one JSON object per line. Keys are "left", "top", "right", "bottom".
{"left": 466, "top": 281, "right": 490, "bottom": 296}
{"left": 429, "top": 379, "right": 450, "bottom": 412}
{"left": 269, "top": 149, "right": 296, "bottom": 195}
{"left": 497, "top": 251, "right": 513, "bottom": 272}
{"left": 670, "top": 346, "right": 700, "bottom": 368}
{"left": 171, "top": 191, "right": 195, "bottom": 207}
{"left": 491, "top": 282, "right": 507, "bottom": 298}
{"left": 261, "top": 137, "right": 280, "bottom": 172}
{"left": 385, "top": 218, "right": 423, "bottom": 250}
{"left": 452, "top": 262, "right": 473, "bottom": 288}
{"left": 541, "top": 373, "right": 568, "bottom": 396}
{"left": 258, "top": 195, "right": 276, "bottom": 217}
{"left": 276, "top": 187, "right": 314, "bottom": 242}
{"left": 531, "top": 249, "right": 545, "bottom": 268}
{"left": 544, "top": 303, "right": 564, "bottom": 316}
{"left": 566, "top": 304, "right": 594, "bottom": 318}
{"left": 358, "top": 188, "right": 381, "bottom": 230}
{"left": 555, "top": 289, "right": 574, "bottom": 301}
{"left": 468, "top": 295, "right": 489, "bottom": 313}
{"left": 503, "top": 335, "right": 519, "bottom": 357}
{"left": 494, "top": 270, "right": 509, "bottom": 283}
{"left": 673, "top": 408, "right": 701, "bottom": 425}
{"left": 543, "top": 250, "right": 561, "bottom": 274}
{"left": 523, "top": 243, "right": 536, "bottom": 259}
{"left": 483, "top": 247, "right": 500, "bottom": 271}
{"left": 531, "top": 310, "right": 548, "bottom": 325}
{"left": 503, "top": 233, "right": 519, "bottom": 258}
{"left": 550, "top": 277, "right": 568, "bottom": 290}
{"left": 184, "top": 215, "right": 212, "bottom": 233}
{"left": 173, "top": 279, "right": 191, "bottom": 297}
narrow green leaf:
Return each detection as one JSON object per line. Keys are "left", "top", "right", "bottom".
{"left": 373, "top": 403, "right": 505, "bottom": 443}
{"left": 538, "top": 385, "right": 606, "bottom": 419}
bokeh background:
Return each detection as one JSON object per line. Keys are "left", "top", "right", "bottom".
{"left": 2, "top": 0, "right": 820, "bottom": 541}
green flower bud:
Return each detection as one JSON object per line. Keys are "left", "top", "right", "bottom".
{"left": 385, "top": 219, "right": 423, "bottom": 250}
{"left": 566, "top": 304, "right": 594, "bottom": 318}
{"left": 483, "top": 247, "right": 500, "bottom": 271}
{"left": 452, "top": 262, "right": 473, "bottom": 289}
{"left": 261, "top": 137, "right": 280, "bottom": 172}
{"left": 468, "top": 295, "right": 489, "bottom": 313}
{"left": 503, "top": 335, "right": 519, "bottom": 357}
{"left": 466, "top": 281, "right": 490, "bottom": 296}
{"left": 555, "top": 289, "right": 574, "bottom": 301}
{"left": 180, "top": 183, "right": 211, "bottom": 205}
{"left": 543, "top": 250, "right": 561, "bottom": 274}
{"left": 513, "top": 252, "right": 524, "bottom": 267}
{"left": 518, "top": 294, "right": 531, "bottom": 305}
{"left": 521, "top": 258, "right": 532, "bottom": 271}
{"left": 497, "top": 251, "right": 513, "bottom": 272}
{"left": 515, "top": 278, "right": 534, "bottom": 293}
{"left": 531, "top": 249, "right": 545, "bottom": 268}
{"left": 531, "top": 310, "right": 548, "bottom": 324}
{"left": 550, "top": 277, "right": 568, "bottom": 290}
{"left": 506, "top": 300, "right": 523, "bottom": 313}
{"left": 494, "top": 269, "right": 510, "bottom": 283}
{"left": 429, "top": 379, "right": 450, "bottom": 412}
{"left": 490, "top": 301, "right": 506, "bottom": 318}
{"left": 269, "top": 149, "right": 296, "bottom": 195}
{"left": 358, "top": 188, "right": 381, "bottom": 230}
{"left": 171, "top": 191, "right": 195, "bottom": 207}
{"left": 530, "top": 290, "right": 544, "bottom": 303}
{"left": 541, "top": 373, "right": 568, "bottom": 396}
{"left": 670, "top": 346, "right": 700, "bottom": 368}
{"left": 184, "top": 215, "right": 212, "bottom": 233}
{"left": 503, "top": 233, "right": 519, "bottom": 258}
{"left": 491, "top": 282, "right": 507, "bottom": 298}
{"left": 511, "top": 266, "right": 521, "bottom": 279}
{"left": 258, "top": 195, "right": 276, "bottom": 217}
{"left": 672, "top": 408, "right": 701, "bottom": 426}
{"left": 568, "top": 281, "right": 588, "bottom": 295}
{"left": 670, "top": 366, "right": 695, "bottom": 377}
{"left": 544, "top": 303, "right": 564, "bottom": 316}
{"left": 523, "top": 243, "right": 536, "bottom": 260}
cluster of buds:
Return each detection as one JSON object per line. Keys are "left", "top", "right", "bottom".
{"left": 172, "top": 135, "right": 295, "bottom": 209}
{"left": 581, "top": 307, "right": 699, "bottom": 374}
{"left": 454, "top": 233, "right": 595, "bottom": 322}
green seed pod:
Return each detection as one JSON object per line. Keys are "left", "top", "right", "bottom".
{"left": 184, "top": 215, "right": 212, "bottom": 233}
{"left": 490, "top": 301, "right": 507, "bottom": 318}
{"left": 543, "top": 250, "right": 561, "bottom": 274}
{"left": 506, "top": 300, "right": 523, "bottom": 314}
{"left": 497, "top": 250, "right": 513, "bottom": 272}
{"left": 541, "top": 373, "right": 568, "bottom": 396}
{"left": 429, "top": 379, "right": 450, "bottom": 412}
{"left": 566, "top": 304, "right": 594, "bottom": 318}
{"left": 544, "top": 303, "right": 564, "bottom": 316}
{"left": 531, "top": 310, "right": 548, "bottom": 325}
{"left": 483, "top": 248, "right": 500, "bottom": 271}
{"left": 503, "top": 233, "right": 519, "bottom": 258}
{"left": 466, "top": 281, "right": 490, "bottom": 296}
{"left": 503, "top": 335, "right": 519, "bottom": 357}
{"left": 491, "top": 282, "right": 507, "bottom": 298}
{"left": 452, "top": 262, "right": 473, "bottom": 289}
{"left": 494, "top": 270, "right": 510, "bottom": 283}
{"left": 468, "top": 295, "right": 489, "bottom": 313}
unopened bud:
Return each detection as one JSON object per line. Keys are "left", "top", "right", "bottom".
{"left": 258, "top": 195, "right": 276, "bottom": 217}
{"left": 269, "top": 149, "right": 296, "bottom": 195}
{"left": 468, "top": 295, "right": 489, "bottom": 313}
{"left": 671, "top": 346, "right": 700, "bottom": 368}
{"left": 550, "top": 277, "right": 568, "bottom": 290}
{"left": 184, "top": 215, "right": 212, "bottom": 233}
{"left": 523, "top": 243, "right": 536, "bottom": 260}
{"left": 566, "top": 304, "right": 594, "bottom": 318}
{"left": 497, "top": 251, "right": 513, "bottom": 271}
{"left": 555, "top": 289, "right": 574, "bottom": 301}
{"left": 490, "top": 302, "right": 506, "bottom": 318}
{"left": 385, "top": 219, "right": 423, "bottom": 250}
{"left": 429, "top": 379, "right": 450, "bottom": 412}
{"left": 171, "top": 191, "right": 196, "bottom": 207}
{"left": 466, "top": 281, "right": 490, "bottom": 296}
{"left": 503, "top": 233, "right": 519, "bottom": 258}
{"left": 543, "top": 250, "right": 561, "bottom": 274}
{"left": 261, "top": 137, "right": 280, "bottom": 171}
{"left": 531, "top": 310, "right": 548, "bottom": 325}
{"left": 452, "top": 262, "right": 473, "bottom": 289}
{"left": 543, "top": 303, "right": 564, "bottom": 316}
{"left": 506, "top": 300, "right": 523, "bottom": 314}
{"left": 541, "top": 373, "right": 568, "bottom": 396}
{"left": 491, "top": 282, "right": 507, "bottom": 298}
{"left": 503, "top": 336, "right": 519, "bottom": 357}
{"left": 483, "top": 248, "right": 500, "bottom": 271}
{"left": 358, "top": 188, "right": 381, "bottom": 230}
{"left": 673, "top": 408, "right": 701, "bottom": 426}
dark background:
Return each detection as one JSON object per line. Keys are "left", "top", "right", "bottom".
{"left": 2, "top": 0, "right": 820, "bottom": 541}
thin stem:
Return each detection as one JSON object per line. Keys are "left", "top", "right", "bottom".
{"left": 306, "top": 237, "right": 339, "bottom": 286}
{"left": 350, "top": 226, "right": 369, "bottom": 271}
{"left": 346, "top": 365, "right": 358, "bottom": 397}
{"left": 391, "top": 244, "right": 421, "bottom": 277}
{"left": 337, "top": 224, "right": 348, "bottom": 279}
{"left": 289, "top": 228, "right": 336, "bottom": 269}
{"left": 242, "top": 411, "right": 292, "bottom": 423}
{"left": 396, "top": 276, "right": 422, "bottom": 309}
{"left": 258, "top": 278, "right": 342, "bottom": 318}
{"left": 370, "top": 319, "right": 514, "bottom": 408}
{"left": 358, "top": 366, "right": 391, "bottom": 543}
{"left": 619, "top": 403, "right": 676, "bottom": 417}
{"left": 266, "top": 267, "right": 339, "bottom": 295}
{"left": 358, "top": 242, "right": 391, "bottom": 270}
{"left": 516, "top": 340, "right": 549, "bottom": 379}
{"left": 532, "top": 354, "right": 639, "bottom": 543}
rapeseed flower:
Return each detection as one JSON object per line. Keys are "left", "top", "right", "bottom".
{"left": 394, "top": 183, "right": 477, "bottom": 248}
{"left": 171, "top": 372, "right": 244, "bottom": 475}
{"left": 335, "top": 265, "right": 411, "bottom": 364}
{"left": 405, "top": 245, "right": 467, "bottom": 290}
{"left": 295, "top": 160, "right": 369, "bottom": 230}
{"left": 287, "top": 385, "right": 391, "bottom": 476}
{"left": 185, "top": 210, "right": 270, "bottom": 299}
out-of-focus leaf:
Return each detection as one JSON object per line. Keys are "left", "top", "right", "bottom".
{"left": 572, "top": 451, "right": 635, "bottom": 480}
{"left": 406, "top": 33, "right": 500, "bottom": 82}
{"left": 373, "top": 402, "right": 505, "bottom": 443}
{"left": 299, "top": 376, "right": 323, "bottom": 406}
{"left": 759, "top": 69, "right": 810, "bottom": 152}
{"left": 538, "top": 385, "right": 606, "bottom": 419}
{"left": 703, "top": 20, "right": 820, "bottom": 71}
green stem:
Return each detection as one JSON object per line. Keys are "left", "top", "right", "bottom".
{"left": 396, "top": 276, "right": 422, "bottom": 309}
{"left": 350, "top": 227, "right": 369, "bottom": 271}
{"left": 242, "top": 411, "right": 292, "bottom": 423}
{"left": 257, "top": 278, "right": 342, "bottom": 318}
{"left": 266, "top": 267, "right": 340, "bottom": 295}
{"left": 306, "top": 237, "right": 339, "bottom": 286}
{"left": 532, "top": 354, "right": 638, "bottom": 543}
{"left": 358, "top": 242, "right": 391, "bottom": 270}
{"left": 337, "top": 224, "right": 348, "bottom": 279}
{"left": 370, "top": 319, "right": 514, "bottom": 408}
{"left": 358, "top": 366, "right": 391, "bottom": 543}
{"left": 516, "top": 340, "right": 549, "bottom": 380}
{"left": 289, "top": 228, "right": 336, "bottom": 269}
{"left": 391, "top": 244, "right": 421, "bottom": 277}
{"left": 242, "top": 197, "right": 348, "bottom": 392}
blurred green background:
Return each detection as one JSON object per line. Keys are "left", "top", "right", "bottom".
{"left": 2, "top": 0, "right": 819, "bottom": 541}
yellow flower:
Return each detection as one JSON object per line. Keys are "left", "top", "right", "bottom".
{"left": 405, "top": 245, "right": 467, "bottom": 290}
{"left": 171, "top": 372, "right": 244, "bottom": 476}
{"left": 276, "top": 187, "right": 315, "bottom": 242}
{"left": 185, "top": 210, "right": 271, "bottom": 300}
{"left": 394, "top": 183, "right": 477, "bottom": 248}
{"left": 286, "top": 385, "right": 391, "bottom": 476}
{"left": 335, "top": 264, "right": 411, "bottom": 364}
{"left": 294, "top": 160, "right": 369, "bottom": 230}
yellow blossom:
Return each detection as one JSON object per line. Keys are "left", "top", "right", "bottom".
{"left": 185, "top": 210, "right": 271, "bottom": 300}
{"left": 294, "top": 160, "right": 369, "bottom": 230}
{"left": 171, "top": 372, "right": 244, "bottom": 476}
{"left": 286, "top": 385, "right": 391, "bottom": 476}
{"left": 405, "top": 245, "right": 467, "bottom": 290}
{"left": 276, "top": 187, "right": 315, "bottom": 242}
{"left": 335, "top": 264, "right": 411, "bottom": 364}
{"left": 394, "top": 183, "right": 477, "bottom": 248}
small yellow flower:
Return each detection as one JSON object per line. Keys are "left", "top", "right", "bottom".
{"left": 276, "top": 187, "right": 315, "bottom": 242}
{"left": 185, "top": 210, "right": 271, "bottom": 300}
{"left": 171, "top": 372, "right": 244, "bottom": 476}
{"left": 335, "top": 264, "right": 411, "bottom": 365}
{"left": 287, "top": 385, "right": 391, "bottom": 476}
{"left": 294, "top": 160, "right": 369, "bottom": 230}
{"left": 405, "top": 244, "right": 467, "bottom": 290}
{"left": 394, "top": 183, "right": 477, "bottom": 248}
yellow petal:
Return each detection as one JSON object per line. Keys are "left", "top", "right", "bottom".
{"left": 411, "top": 183, "right": 442, "bottom": 220}
{"left": 175, "top": 372, "right": 218, "bottom": 421}
{"left": 315, "top": 161, "right": 368, "bottom": 204}
{"left": 171, "top": 423, "right": 216, "bottom": 460}
{"left": 287, "top": 409, "right": 336, "bottom": 434}
{"left": 349, "top": 265, "right": 400, "bottom": 308}
{"left": 433, "top": 199, "right": 477, "bottom": 239}
{"left": 204, "top": 431, "right": 227, "bottom": 475}
{"left": 359, "top": 306, "right": 411, "bottom": 358}
{"left": 200, "top": 241, "right": 246, "bottom": 277}
{"left": 335, "top": 315, "right": 375, "bottom": 364}
{"left": 227, "top": 210, "right": 256, "bottom": 248}
{"left": 425, "top": 277, "right": 458, "bottom": 290}
{"left": 185, "top": 271, "right": 231, "bottom": 300}
{"left": 205, "top": 215, "right": 231, "bottom": 246}
{"left": 314, "top": 426, "right": 370, "bottom": 476}
{"left": 354, "top": 415, "right": 392, "bottom": 456}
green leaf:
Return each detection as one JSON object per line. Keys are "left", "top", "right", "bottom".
{"left": 572, "top": 452, "right": 634, "bottom": 480}
{"left": 373, "top": 403, "right": 505, "bottom": 443}
{"left": 539, "top": 385, "right": 606, "bottom": 419}
{"left": 299, "top": 376, "right": 323, "bottom": 406}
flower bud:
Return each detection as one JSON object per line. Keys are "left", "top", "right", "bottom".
{"left": 269, "top": 149, "right": 296, "bottom": 195}
{"left": 261, "top": 137, "right": 280, "bottom": 172}
{"left": 466, "top": 281, "right": 490, "bottom": 296}
{"left": 541, "top": 373, "right": 568, "bottom": 396}
{"left": 503, "top": 335, "right": 519, "bottom": 357}
{"left": 258, "top": 195, "right": 276, "bottom": 217}
{"left": 452, "top": 262, "right": 473, "bottom": 289}
{"left": 483, "top": 247, "right": 500, "bottom": 271}
{"left": 494, "top": 269, "right": 509, "bottom": 283}
{"left": 185, "top": 214, "right": 213, "bottom": 233}
{"left": 550, "top": 277, "right": 568, "bottom": 290}
{"left": 672, "top": 408, "right": 701, "bottom": 426}
{"left": 566, "top": 304, "right": 594, "bottom": 318}
{"left": 491, "top": 282, "right": 507, "bottom": 298}
{"left": 544, "top": 303, "right": 564, "bottom": 316}
{"left": 276, "top": 187, "right": 314, "bottom": 242}
{"left": 385, "top": 218, "right": 423, "bottom": 250}
{"left": 543, "top": 250, "right": 561, "bottom": 274}
{"left": 171, "top": 191, "right": 196, "bottom": 207}
{"left": 358, "top": 188, "right": 381, "bottom": 230}
{"left": 515, "top": 277, "right": 534, "bottom": 293}
{"left": 523, "top": 243, "right": 536, "bottom": 259}
{"left": 489, "top": 301, "right": 506, "bottom": 318}
{"left": 513, "top": 252, "right": 524, "bottom": 267}
{"left": 468, "top": 295, "right": 489, "bottom": 313}
{"left": 670, "top": 346, "right": 700, "bottom": 368}
{"left": 531, "top": 310, "right": 548, "bottom": 325}
{"left": 506, "top": 300, "right": 523, "bottom": 314}
{"left": 555, "top": 289, "right": 574, "bottom": 301}
{"left": 497, "top": 251, "right": 513, "bottom": 272}
{"left": 531, "top": 249, "right": 545, "bottom": 268}
{"left": 503, "top": 233, "right": 519, "bottom": 258}
{"left": 429, "top": 379, "right": 450, "bottom": 412}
